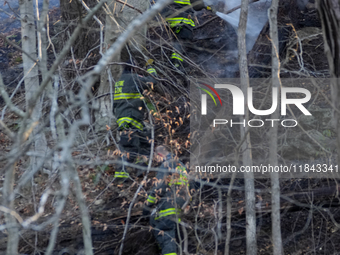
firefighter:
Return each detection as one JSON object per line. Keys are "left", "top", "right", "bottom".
{"left": 161, "top": 0, "right": 216, "bottom": 69}
{"left": 143, "top": 146, "right": 190, "bottom": 255}
{"left": 113, "top": 59, "right": 158, "bottom": 181}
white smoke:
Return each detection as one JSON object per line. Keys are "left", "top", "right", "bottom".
{"left": 206, "top": 0, "right": 272, "bottom": 52}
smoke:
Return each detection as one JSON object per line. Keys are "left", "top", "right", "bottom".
{"left": 207, "top": 0, "right": 272, "bottom": 52}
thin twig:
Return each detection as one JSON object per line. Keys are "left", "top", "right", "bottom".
{"left": 27, "top": 0, "right": 106, "bottom": 113}
{"left": 0, "top": 34, "right": 38, "bottom": 63}
{"left": 116, "top": 0, "right": 143, "bottom": 14}
{"left": 0, "top": 73, "right": 25, "bottom": 118}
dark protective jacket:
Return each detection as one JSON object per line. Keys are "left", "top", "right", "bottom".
{"left": 145, "top": 154, "right": 189, "bottom": 223}
{"left": 163, "top": 0, "right": 206, "bottom": 30}
{"left": 113, "top": 66, "right": 157, "bottom": 130}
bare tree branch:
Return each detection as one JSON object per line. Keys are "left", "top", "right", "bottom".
{"left": 268, "top": 0, "right": 283, "bottom": 253}
{"left": 237, "top": 0, "right": 257, "bottom": 254}
{"left": 80, "top": 0, "right": 173, "bottom": 86}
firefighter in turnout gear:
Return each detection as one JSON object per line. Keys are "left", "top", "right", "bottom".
{"left": 113, "top": 60, "right": 158, "bottom": 181}
{"left": 143, "top": 146, "right": 190, "bottom": 255}
{"left": 161, "top": 0, "right": 216, "bottom": 69}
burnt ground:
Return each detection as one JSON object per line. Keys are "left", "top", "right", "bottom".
{"left": 1, "top": 1, "right": 340, "bottom": 255}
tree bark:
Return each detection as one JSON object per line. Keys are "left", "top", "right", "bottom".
{"left": 237, "top": 0, "right": 257, "bottom": 254}
{"left": 3, "top": 163, "right": 19, "bottom": 255}
{"left": 268, "top": 0, "right": 283, "bottom": 254}
{"left": 20, "top": 0, "right": 48, "bottom": 176}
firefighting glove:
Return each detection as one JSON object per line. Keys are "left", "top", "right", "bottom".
{"left": 207, "top": 5, "right": 217, "bottom": 14}
{"left": 145, "top": 59, "right": 154, "bottom": 66}
{"left": 143, "top": 206, "right": 151, "bottom": 216}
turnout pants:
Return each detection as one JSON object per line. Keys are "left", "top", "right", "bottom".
{"left": 119, "top": 128, "right": 151, "bottom": 157}
{"left": 114, "top": 128, "right": 151, "bottom": 179}
{"left": 170, "top": 24, "right": 194, "bottom": 69}
{"left": 150, "top": 216, "right": 177, "bottom": 255}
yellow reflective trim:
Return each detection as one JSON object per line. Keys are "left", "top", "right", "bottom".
{"left": 174, "top": 0, "right": 190, "bottom": 4}
{"left": 166, "top": 17, "right": 195, "bottom": 27}
{"left": 148, "top": 195, "right": 156, "bottom": 201}
{"left": 114, "top": 172, "right": 129, "bottom": 178}
{"left": 115, "top": 80, "right": 124, "bottom": 86}
{"left": 169, "top": 181, "right": 188, "bottom": 186}
{"left": 160, "top": 208, "right": 179, "bottom": 214}
{"left": 171, "top": 53, "right": 183, "bottom": 62}
{"left": 164, "top": 253, "right": 177, "bottom": 255}
{"left": 169, "top": 165, "right": 188, "bottom": 186}
{"left": 172, "top": 56, "right": 183, "bottom": 61}
{"left": 147, "top": 68, "right": 157, "bottom": 74}
{"left": 117, "top": 117, "right": 143, "bottom": 130}
{"left": 155, "top": 208, "right": 181, "bottom": 219}
{"left": 114, "top": 93, "right": 142, "bottom": 100}
{"left": 147, "top": 195, "right": 156, "bottom": 203}
{"left": 176, "top": 166, "right": 186, "bottom": 172}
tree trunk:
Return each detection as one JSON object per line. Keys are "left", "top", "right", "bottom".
{"left": 237, "top": 0, "right": 257, "bottom": 254}
{"left": 3, "top": 163, "right": 19, "bottom": 255}
{"left": 268, "top": 0, "right": 283, "bottom": 254}
{"left": 20, "top": 0, "right": 48, "bottom": 173}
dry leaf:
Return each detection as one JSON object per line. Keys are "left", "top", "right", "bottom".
{"left": 106, "top": 125, "right": 110, "bottom": 131}
{"left": 238, "top": 207, "right": 244, "bottom": 215}
{"left": 175, "top": 106, "right": 180, "bottom": 113}
{"left": 147, "top": 82, "right": 154, "bottom": 90}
